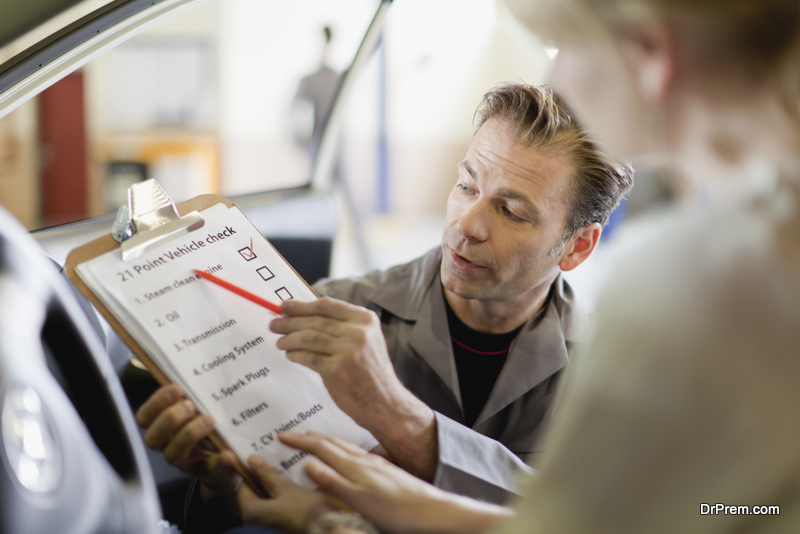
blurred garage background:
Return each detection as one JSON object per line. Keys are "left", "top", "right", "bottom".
{"left": 0, "top": 0, "right": 551, "bottom": 272}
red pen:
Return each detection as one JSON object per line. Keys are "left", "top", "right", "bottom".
{"left": 194, "top": 269, "right": 282, "bottom": 315}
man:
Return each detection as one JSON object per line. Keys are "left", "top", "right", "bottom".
{"left": 290, "top": 25, "right": 342, "bottom": 163}
{"left": 136, "top": 82, "right": 632, "bottom": 517}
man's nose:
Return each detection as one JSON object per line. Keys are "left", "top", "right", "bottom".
{"left": 456, "top": 200, "right": 490, "bottom": 242}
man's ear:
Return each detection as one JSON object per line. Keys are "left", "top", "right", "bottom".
{"left": 558, "top": 222, "right": 602, "bottom": 272}
{"left": 619, "top": 14, "right": 676, "bottom": 103}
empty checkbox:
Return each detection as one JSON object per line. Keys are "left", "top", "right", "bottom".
{"left": 275, "top": 287, "right": 292, "bottom": 301}
{"left": 257, "top": 266, "right": 274, "bottom": 281}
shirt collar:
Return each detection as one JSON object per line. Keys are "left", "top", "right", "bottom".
{"left": 368, "top": 246, "right": 588, "bottom": 344}
{"left": 368, "top": 247, "right": 442, "bottom": 321}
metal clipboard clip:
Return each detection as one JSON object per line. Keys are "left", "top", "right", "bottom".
{"left": 111, "top": 179, "right": 204, "bottom": 261}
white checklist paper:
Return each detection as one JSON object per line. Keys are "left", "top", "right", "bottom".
{"left": 77, "top": 203, "right": 376, "bottom": 487}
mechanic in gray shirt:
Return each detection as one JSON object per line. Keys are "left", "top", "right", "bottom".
{"left": 271, "top": 83, "right": 631, "bottom": 503}
{"left": 136, "top": 82, "right": 632, "bottom": 516}
{"left": 309, "top": 246, "right": 583, "bottom": 503}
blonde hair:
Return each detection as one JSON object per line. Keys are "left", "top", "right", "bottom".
{"left": 510, "top": 0, "right": 800, "bottom": 118}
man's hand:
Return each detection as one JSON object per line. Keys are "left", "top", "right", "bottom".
{"left": 238, "top": 455, "right": 337, "bottom": 534}
{"left": 270, "top": 298, "right": 438, "bottom": 480}
{"left": 280, "top": 432, "right": 514, "bottom": 534}
{"left": 135, "top": 385, "right": 241, "bottom": 513}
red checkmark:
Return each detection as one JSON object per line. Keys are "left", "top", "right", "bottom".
{"left": 247, "top": 237, "right": 254, "bottom": 257}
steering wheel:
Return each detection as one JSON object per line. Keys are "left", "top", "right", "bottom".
{"left": 0, "top": 205, "right": 161, "bottom": 533}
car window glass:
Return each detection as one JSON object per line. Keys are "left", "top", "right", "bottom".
{"left": 0, "top": 0, "right": 113, "bottom": 61}
{"left": 0, "top": 0, "right": 376, "bottom": 230}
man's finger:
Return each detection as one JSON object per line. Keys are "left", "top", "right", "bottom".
{"left": 281, "top": 297, "right": 371, "bottom": 323}
{"left": 135, "top": 384, "right": 182, "bottom": 428}
{"left": 161, "top": 414, "right": 215, "bottom": 463}
{"left": 142, "top": 399, "right": 197, "bottom": 450}
{"left": 270, "top": 314, "right": 346, "bottom": 337}
{"left": 285, "top": 349, "right": 330, "bottom": 373}
{"left": 277, "top": 329, "right": 341, "bottom": 355}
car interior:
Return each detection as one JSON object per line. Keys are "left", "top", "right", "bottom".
{"left": 0, "top": 0, "right": 391, "bottom": 531}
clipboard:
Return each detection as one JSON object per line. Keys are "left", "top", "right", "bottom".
{"left": 64, "top": 180, "right": 320, "bottom": 495}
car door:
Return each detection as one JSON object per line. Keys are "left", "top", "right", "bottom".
{"left": 0, "top": 1, "right": 391, "bottom": 531}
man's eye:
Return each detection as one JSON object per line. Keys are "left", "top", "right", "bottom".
{"left": 457, "top": 183, "right": 472, "bottom": 194}
{"left": 503, "top": 207, "right": 523, "bottom": 221}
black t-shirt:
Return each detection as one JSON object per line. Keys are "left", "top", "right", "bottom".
{"left": 445, "top": 298, "right": 522, "bottom": 427}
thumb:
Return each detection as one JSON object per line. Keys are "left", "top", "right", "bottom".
{"left": 248, "top": 455, "right": 290, "bottom": 496}
{"left": 238, "top": 478, "right": 286, "bottom": 527}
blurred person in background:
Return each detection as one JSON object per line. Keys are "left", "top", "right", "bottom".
{"left": 291, "top": 25, "right": 343, "bottom": 163}
{"left": 229, "top": 0, "right": 800, "bottom": 533}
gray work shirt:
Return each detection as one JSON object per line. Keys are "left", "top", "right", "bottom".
{"left": 314, "top": 247, "right": 587, "bottom": 504}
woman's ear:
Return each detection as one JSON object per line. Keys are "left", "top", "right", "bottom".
{"left": 558, "top": 222, "right": 602, "bottom": 272}
{"left": 619, "top": 14, "right": 677, "bottom": 103}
